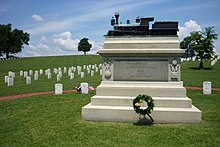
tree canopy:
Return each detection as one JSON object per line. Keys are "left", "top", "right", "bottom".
{"left": 180, "top": 26, "right": 218, "bottom": 69}
{"left": 78, "top": 38, "right": 92, "bottom": 55}
{"left": 0, "top": 23, "right": 30, "bottom": 58}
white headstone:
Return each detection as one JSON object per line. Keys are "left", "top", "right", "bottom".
{"left": 87, "top": 68, "right": 90, "bottom": 74}
{"left": 11, "top": 72, "right": 15, "bottom": 78}
{"left": 20, "top": 70, "right": 23, "bottom": 76}
{"left": 8, "top": 71, "right": 12, "bottom": 76}
{"left": 211, "top": 60, "right": 215, "bottom": 66}
{"left": 57, "top": 74, "right": 61, "bottom": 81}
{"left": 73, "top": 67, "right": 76, "bottom": 72}
{"left": 203, "top": 81, "right": 211, "bottom": 94}
{"left": 7, "top": 76, "right": 14, "bottom": 86}
{"left": 81, "top": 82, "right": 89, "bottom": 94}
{"left": 81, "top": 72, "right": 84, "bottom": 78}
{"left": 83, "top": 65, "right": 86, "bottom": 69}
{"left": 64, "top": 67, "right": 67, "bottom": 73}
{"left": 91, "top": 70, "right": 94, "bottom": 77}
{"left": 47, "top": 73, "right": 51, "bottom": 79}
{"left": 58, "top": 67, "right": 62, "bottom": 74}
{"left": 24, "top": 71, "right": 28, "bottom": 77}
{"left": 40, "top": 69, "right": 43, "bottom": 74}
{"left": 99, "top": 64, "right": 102, "bottom": 69}
{"left": 70, "top": 73, "right": 74, "bottom": 80}
{"left": 92, "top": 65, "right": 95, "bottom": 69}
{"left": 5, "top": 76, "right": 8, "bottom": 83}
{"left": 100, "top": 69, "right": 102, "bottom": 76}
{"left": 68, "top": 69, "right": 72, "bottom": 76}
{"left": 44, "top": 69, "right": 48, "bottom": 76}
{"left": 26, "top": 76, "right": 31, "bottom": 85}
{"left": 35, "top": 70, "right": 39, "bottom": 75}
{"left": 29, "top": 70, "right": 33, "bottom": 76}
{"left": 55, "top": 83, "right": 63, "bottom": 95}
{"left": 77, "top": 67, "right": 82, "bottom": 75}
{"left": 54, "top": 68, "right": 58, "bottom": 74}
{"left": 95, "top": 67, "right": 98, "bottom": 72}
{"left": 58, "top": 71, "right": 62, "bottom": 77}
{"left": 34, "top": 73, "right": 38, "bottom": 80}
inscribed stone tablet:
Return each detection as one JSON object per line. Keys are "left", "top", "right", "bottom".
{"left": 81, "top": 82, "right": 88, "bottom": 94}
{"left": 203, "top": 81, "right": 211, "bottom": 94}
{"left": 55, "top": 83, "right": 63, "bottom": 94}
{"left": 114, "top": 60, "right": 168, "bottom": 81}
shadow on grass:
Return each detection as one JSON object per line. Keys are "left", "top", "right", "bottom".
{"left": 189, "top": 67, "right": 213, "bottom": 70}
{"left": 133, "top": 116, "right": 154, "bottom": 126}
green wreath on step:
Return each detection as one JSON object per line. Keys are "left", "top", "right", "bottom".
{"left": 133, "top": 94, "right": 154, "bottom": 122}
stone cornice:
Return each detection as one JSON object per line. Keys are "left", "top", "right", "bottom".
{"left": 99, "top": 49, "right": 184, "bottom": 57}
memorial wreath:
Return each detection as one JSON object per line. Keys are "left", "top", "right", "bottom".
{"left": 133, "top": 94, "right": 154, "bottom": 122}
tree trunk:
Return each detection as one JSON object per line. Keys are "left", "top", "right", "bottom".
{"left": 199, "top": 59, "right": 203, "bottom": 70}
{"left": 84, "top": 52, "right": 86, "bottom": 55}
{"left": 6, "top": 52, "right": 9, "bottom": 59}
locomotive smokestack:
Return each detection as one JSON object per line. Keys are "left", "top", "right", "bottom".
{"left": 111, "top": 17, "right": 115, "bottom": 26}
{"left": 114, "top": 12, "right": 119, "bottom": 25}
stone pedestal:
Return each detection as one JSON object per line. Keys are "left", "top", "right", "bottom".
{"left": 82, "top": 37, "right": 202, "bottom": 124}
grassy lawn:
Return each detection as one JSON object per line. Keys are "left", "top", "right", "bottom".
{"left": 0, "top": 55, "right": 102, "bottom": 96}
{"left": 0, "top": 90, "right": 219, "bottom": 147}
{"left": 0, "top": 55, "right": 220, "bottom": 146}
{"left": 181, "top": 60, "right": 220, "bottom": 87}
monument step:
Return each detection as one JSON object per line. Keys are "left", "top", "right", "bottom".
{"left": 91, "top": 96, "right": 192, "bottom": 108}
{"left": 82, "top": 104, "right": 201, "bottom": 124}
{"left": 96, "top": 81, "right": 186, "bottom": 97}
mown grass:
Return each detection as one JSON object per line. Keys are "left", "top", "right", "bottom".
{"left": 0, "top": 55, "right": 220, "bottom": 146}
{"left": 181, "top": 60, "right": 220, "bottom": 87}
{"left": 0, "top": 55, "right": 102, "bottom": 96}
{"left": 0, "top": 90, "right": 219, "bottom": 147}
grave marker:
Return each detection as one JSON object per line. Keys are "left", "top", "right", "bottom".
{"left": 57, "top": 74, "right": 61, "bottom": 81}
{"left": 20, "top": 71, "right": 23, "bottom": 76}
{"left": 40, "top": 69, "right": 43, "bottom": 74}
{"left": 24, "top": 71, "right": 28, "bottom": 77}
{"left": 29, "top": 70, "right": 33, "bottom": 76}
{"left": 55, "top": 83, "right": 63, "bottom": 94}
{"left": 203, "top": 81, "right": 211, "bottom": 94}
{"left": 47, "top": 73, "right": 51, "bottom": 79}
{"left": 26, "top": 76, "right": 31, "bottom": 85}
{"left": 5, "top": 76, "right": 8, "bottom": 83}
{"left": 81, "top": 72, "right": 84, "bottom": 78}
{"left": 7, "top": 76, "right": 14, "bottom": 86}
{"left": 81, "top": 82, "right": 89, "bottom": 94}
{"left": 91, "top": 70, "right": 94, "bottom": 77}
{"left": 34, "top": 73, "right": 38, "bottom": 80}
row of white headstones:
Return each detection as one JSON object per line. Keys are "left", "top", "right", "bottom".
{"left": 180, "top": 55, "right": 220, "bottom": 66}
{"left": 5, "top": 63, "right": 103, "bottom": 87}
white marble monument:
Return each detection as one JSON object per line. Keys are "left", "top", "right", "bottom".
{"left": 82, "top": 36, "right": 202, "bottom": 124}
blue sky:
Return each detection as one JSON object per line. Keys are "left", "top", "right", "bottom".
{"left": 0, "top": 0, "right": 220, "bottom": 56}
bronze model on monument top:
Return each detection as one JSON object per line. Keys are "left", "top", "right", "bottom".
{"left": 107, "top": 12, "right": 178, "bottom": 36}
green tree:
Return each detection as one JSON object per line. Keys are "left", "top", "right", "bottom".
{"left": 0, "top": 23, "right": 30, "bottom": 58}
{"left": 180, "top": 26, "right": 218, "bottom": 69}
{"left": 78, "top": 38, "right": 92, "bottom": 55}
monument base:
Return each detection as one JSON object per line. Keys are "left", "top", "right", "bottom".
{"left": 82, "top": 81, "right": 201, "bottom": 124}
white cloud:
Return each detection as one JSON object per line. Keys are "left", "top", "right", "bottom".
{"left": 89, "top": 40, "right": 103, "bottom": 54}
{"left": 178, "top": 20, "right": 202, "bottom": 41}
{"left": 32, "top": 14, "right": 44, "bottom": 22}
{"left": 26, "top": 0, "right": 169, "bottom": 35}
{"left": 53, "top": 31, "right": 79, "bottom": 51}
